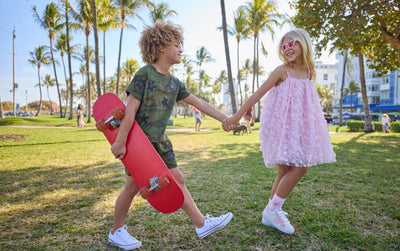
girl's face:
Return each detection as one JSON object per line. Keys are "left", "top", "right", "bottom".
{"left": 280, "top": 36, "right": 302, "bottom": 63}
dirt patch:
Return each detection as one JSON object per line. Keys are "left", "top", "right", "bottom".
{"left": 0, "top": 134, "right": 25, "bottom": 141}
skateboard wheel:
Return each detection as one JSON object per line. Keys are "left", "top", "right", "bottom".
{"left": 96, "top": 119, "right": 108, "bottom": 131}
{"left": 111, "top": 107, "right": 125, "bottom": 121}
{"left": 140, "top": 186, "right": 153, "bottom": 199}
{"left": 157, "top": 175, "right": 170, "bottom": 188}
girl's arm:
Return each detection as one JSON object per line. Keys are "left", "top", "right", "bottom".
{"left": 222, "top": 65, "right": 284, "bottom": 130}
{"left": 111, "top": 94, "right": 141, "bottom": 160}
{"left": 183, "top": 94, "right": 228, "bottom": 122}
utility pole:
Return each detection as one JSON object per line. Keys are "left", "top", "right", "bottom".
{"left": 12, "top": 27, "right": 17, "bottom": 116}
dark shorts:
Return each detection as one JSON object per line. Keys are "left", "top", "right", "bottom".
{"left": 125, "top": 138, "right": 177, "bottom": 176}
{"left": 195, "top": 118, "right": 201, "bottom": 124}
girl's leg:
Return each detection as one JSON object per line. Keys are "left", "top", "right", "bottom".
{"left": 270, "top": 165, "right": 292, "bottom": 199}
{"left": 112, "top": 175, "right": 140, "bottom": 233}
{"left": 275, "top": 166, "right": 308, "bottom": 199}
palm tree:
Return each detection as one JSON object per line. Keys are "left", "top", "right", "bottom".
{"left": 91, "top": 0, "right": 102, "bottom": 97}
{"left": 114, "top": 0, "right": 153, "bottom": 96}
{"left": 60, "top": 0, "right": 75, "bottom": 120}
{"left": 55, "top": 33, "right": 72, "bottom": 117}
{"left": 98, "top": 0, "right": 119, "bottom": 94}
{"left": 196, "top": 46, "right": 214, "bottom": 96}
{"left": 220, "top": 0, "right": 237, "bottom": 113}
{"left": 28, "top": 46, "right": 51, "bottom": 116}
{"left": 240, "top": 0, "right": 281, "bottom": 119}
{"left": 347, "top": 80, "right": 360, "bottom": 113}
{"left": 121, "top": 58, "right": 140, "bottom": 90}
{"left": 316, "top": 85, "right": 334, "bottom": 112}
{"left": 32, "top": 3, "right": 64, "bottom": 117}
{"left": 233, "top": 8, "right": 251, "bottom": 107}
{"left": 43, "top": 74, "right": 56, "bottom": 115}
{"left": 150, "top": 2, "right": 176, "bottom": 23}
{"left": 74, "top": 0, "right": 94, "bottom": 122}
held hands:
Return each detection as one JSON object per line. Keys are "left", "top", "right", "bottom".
{"left": 222, "top": 116, "right": 239, "bottom": 132}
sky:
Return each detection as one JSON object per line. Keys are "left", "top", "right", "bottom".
{"left": 0, "top": 0, "right": 336, "bottom": 107}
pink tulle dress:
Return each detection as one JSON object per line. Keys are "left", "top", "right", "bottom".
{"left": 259, "top": 66, "right": 336, "bottom": 168}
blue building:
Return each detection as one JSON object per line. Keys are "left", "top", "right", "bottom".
{"left": 332, "top": 52, "right": 400, "bottom": 115}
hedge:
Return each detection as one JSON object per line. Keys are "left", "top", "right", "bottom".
{"left": 346, "top": 120, "right": 400, "bottom": 133}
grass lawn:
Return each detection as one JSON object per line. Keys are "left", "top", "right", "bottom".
{"left": 0, "top": 116, "right": 399, "bottom": 250}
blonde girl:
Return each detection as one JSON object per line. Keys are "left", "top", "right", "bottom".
{"left": 223, "top": 28, "right": 336, "bottom": 234}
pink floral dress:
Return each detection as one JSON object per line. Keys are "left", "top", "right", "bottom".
{"left": 259, "top": 66, "right": 336, "bottom": 168}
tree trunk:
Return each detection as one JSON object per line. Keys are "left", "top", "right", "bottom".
{"left": 65, "top": 0, "right": 74, "bottom": 120}
{"left": 92, "top": 0, "right": 102, "bottom": 98}
{"left": 220, "top": 0, "right": 237, "bottom": 114}
{"left": 103, "top": 30, "right": 106, "bottom": 94}
{"left": 85, "top": 34, "right": 92, "bottom": 123}
{"left": 49, "top": 37, "right": 63, "bottom": 117}
{"left": 339, "top": 49, "right": 347, "bottom": 126}
{"left": 237, "top": 40, "right": 243, "bottom": 105}
{"left": 116, "top": 24, "right": 124, "bottom": 96}
{"left": 358, "top": 53, "right": 373, "bottom": 133}
{"left": 36, "top": 67, "right": 43, "bottom": 116}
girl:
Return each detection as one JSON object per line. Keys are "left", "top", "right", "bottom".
{"left": 76, "top": 104, "right": 85, "bottom": 128}
{"left": 223, "top": 29, "right": 336, "bottom": 234}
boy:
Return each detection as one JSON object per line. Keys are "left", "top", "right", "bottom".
{"left": 108, "top": 22, "right": 233, "bottom": 250}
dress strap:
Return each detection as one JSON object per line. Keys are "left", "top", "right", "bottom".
{"left": 283, "top": 66, "right": 291, "bottom": 78}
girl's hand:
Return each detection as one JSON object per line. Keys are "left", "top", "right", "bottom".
{"left": 111, "top": 141, "right": 126, "bottom": 160}
{"left": 222, "top": 117, "right": 239, "bottom": 132}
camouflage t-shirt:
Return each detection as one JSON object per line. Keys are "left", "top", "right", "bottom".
{"left": 126, "top": 64, "right": 190, "bottom": 142}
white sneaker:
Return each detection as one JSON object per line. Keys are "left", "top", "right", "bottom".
{"left": 196, "top": 213, "right": 233, "bottom": 239}
{"left": 108, "top": 225, "right": 142, "bottom": 250}
{"left": 262, "top": 208, "right": 295, "bottom": 234}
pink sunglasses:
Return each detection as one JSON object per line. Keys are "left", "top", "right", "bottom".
{"left": 280, "top": 39, "right": 297, "bottom": 51}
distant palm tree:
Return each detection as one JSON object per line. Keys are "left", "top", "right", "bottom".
{"left": 114, "top": 0, "right": 153, "bottom": 96}
{"left": 121, "top": 59, "right": 140, "bottom": 87}
{"left": 43, "top": 74, "right": 56, "bottom": 115}
{"left": 233, "top": 8, "right": 251, "bottom": 105}
{"left": 196, "top": 46, "right": 214, "bottom": 95}
{"left": 91, "top": 0, "right": 102, "bottom": 97}
{"left": 316, "top": 85, "right": 334, "bottom": 112}
{"left": 59, "top": 0, "right": 75, "bottom": 120}
{"left": 28, "top": 46, "right": 51, "bottom": 116}
{"left": 32, "top": 2, "right": 64, "bottom": 117}
{"left": 98, "top": 0, "right": 119, "bottom": 94}
{"left": 347, "top": 80, "right": 360, "bottom": 113}
{"left": 150, "top": 2, "right": 176, "bottom": 23}
{"left": 220, "top": 0, "right": 236, "bottom": 113}
{"left": 55, "top": 33, "right": 72, "bottom": 117}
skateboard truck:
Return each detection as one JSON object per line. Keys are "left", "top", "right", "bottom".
{"left": 140, "top": 175, "right": 170, "bottom": 199}
{"left": 96, "top": 107, "right": 125, "bottom": 131}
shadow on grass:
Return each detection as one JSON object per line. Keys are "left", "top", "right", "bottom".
{"left": 1, "top": 133, "right": 399, "bottom": 250}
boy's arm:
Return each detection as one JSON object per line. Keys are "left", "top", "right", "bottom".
{"left": 183, "top": 94, "right": 227, "bottom": 122}
{"left": 111, "top": 94, "right": 141, "bottom": 160}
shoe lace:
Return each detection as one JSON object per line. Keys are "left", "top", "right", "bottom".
{"left": 204, "top": 214, "right": 220, "bottom": 227}
{"left": 117, "top": 225, "right": 136, "bottom": 243}
{"left": 276, "top": 210, "right": 290, "bottom": 227}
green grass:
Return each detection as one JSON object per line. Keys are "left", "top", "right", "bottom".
{"left": 0, "top": 116, "right": 399, "bottom": 250}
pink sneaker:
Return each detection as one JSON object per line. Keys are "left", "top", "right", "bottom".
{"left": 262, "top": 208, "right": 295, "bottom": 234}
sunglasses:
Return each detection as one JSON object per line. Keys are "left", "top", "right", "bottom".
{"left": 280, "top": 39, "right": 297, "bottom": 51}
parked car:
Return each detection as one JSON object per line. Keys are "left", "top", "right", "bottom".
{"left": 332, "top": 113, "right": 364, "bottom": 125}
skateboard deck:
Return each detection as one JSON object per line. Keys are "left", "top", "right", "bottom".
{"left": 93, "top": 93, "right": 184, "bottom": 213}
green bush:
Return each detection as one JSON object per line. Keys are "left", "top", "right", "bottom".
{"left": 374, "top": 122, "right": 382, "bottom": 132}
{"left": 391, "top": 122, "right": 400, "bottom": 133}
{"left": 345, "top": 120, "right": 365, "bottom": 132}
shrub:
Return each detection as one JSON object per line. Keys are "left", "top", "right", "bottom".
{"left": 373, "top": 122, "right": 382, "bottom": 132}
{"left": 346, "top": 120, "right": 365, "bottom": 132}
{"left": 391, "top": 122, "right": 400, "bottom": 133}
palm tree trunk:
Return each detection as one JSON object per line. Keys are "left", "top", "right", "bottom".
{"left": 65, "top": 1, "right": 74, "bottom": 120}
{"left": 237, "top": 40, "right": 243, "bottom": 105}
{"left": 358, "top": 53, "right": 373, "bottom": 133}
{"left": 49, "top": 38, "right": 63, "bottom": 117}
{"left": 116, "top": 25, "right": 124, "bottom": 96}
{"left": 256, "top": 36, "right": 260, "bottom": 121}
{"left": 220, "top": 0, "right": 237, "bottom": 114}
{"left": 61, "top": 54, "right": 68, "bottom": 117}
{"left": 103, "top": 30, "right": 106, "bottom": 94}
{"left": 92, "top": 0, "right": 102, "bottom": 98}
{"left": 339, "top": 49, "right": 347, "bottom": 126}
{"left": 36, "top": 67, "right": 43, "bottom": 116}
{"left": 85, "top": 34, "right": 92, "bottom": 123}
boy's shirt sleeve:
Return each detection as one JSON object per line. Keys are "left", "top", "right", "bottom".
{"left": 126, "top": 73, "right": 145, "bottom": 102}
{"left": 176, "top": 79, "right": 190, "bottom": 102}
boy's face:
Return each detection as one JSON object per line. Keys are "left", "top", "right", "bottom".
{"left": 163, "top": 42, "right": 182, "bottom": 65}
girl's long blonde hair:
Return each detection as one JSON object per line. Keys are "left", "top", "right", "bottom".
{"left": 278, "top": 28, "right": 315, "bottom": 80}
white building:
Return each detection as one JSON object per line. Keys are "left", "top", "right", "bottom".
{"left": 314, "top": 60, "right": 337, "bottom": 88}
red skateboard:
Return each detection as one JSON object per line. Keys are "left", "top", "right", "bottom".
{"left": 93, "top": 93, "right": 184, "bottom": 213}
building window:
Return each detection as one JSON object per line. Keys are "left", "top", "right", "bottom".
{"left": 381, "top": 91, "right": 389, "bottom": 99}
{"left": 323, "top": 74, "right": 328, "bottom": 80}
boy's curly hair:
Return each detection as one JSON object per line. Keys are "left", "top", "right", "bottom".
{"left": 139, "top": 21, "right": 184, "bottom": 64}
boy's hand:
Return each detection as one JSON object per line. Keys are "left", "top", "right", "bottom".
{"left": 111, "top": 141, "right": 126, "bottom": 160}
{"left": 222, "top": 117, "right": 238, "bottom": 132}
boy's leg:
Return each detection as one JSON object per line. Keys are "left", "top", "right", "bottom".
{"left": 112, "top": 175, "right": 140, "bottom": 233}
{"left": 169, "top": 167, "right": 205, "bottom": 227}
{"left": 169, "top": 167, "right": 233, "bottom": 238}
